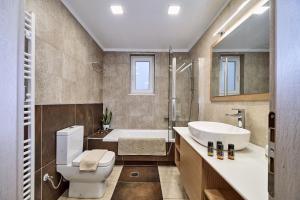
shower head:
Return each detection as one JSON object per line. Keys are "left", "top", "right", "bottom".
{"left": 176, "top": 63, "right": 186, "bottom": 72}
{"left": 179, "top": 63, "right": 192, "bottom": 73}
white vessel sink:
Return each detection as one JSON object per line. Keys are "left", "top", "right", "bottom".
{"left": 188, "top": 121, "right": 250, "bottom": 150}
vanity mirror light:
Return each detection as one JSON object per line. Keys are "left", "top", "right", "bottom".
{"left": 210, "top": 2, "right": 270, "bottom": 102}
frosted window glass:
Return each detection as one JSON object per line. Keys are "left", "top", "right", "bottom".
{"left": 227, "top": 61, "right": 236, "bottom": 92}
{"left": 135, "top": 61, "right": 150, "bottom": 90}
{"left": 219, "top": 61, "right": 225, "bottom": 94}
{"left": 130, "top": 55, "right": 154, "bottom": 94}
{"left": 219, "top": 56, "right": 240, "bottom": 96}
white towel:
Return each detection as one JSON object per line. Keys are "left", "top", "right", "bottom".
{"left": 118, "top": 138, "right": 166, "bottom": 156}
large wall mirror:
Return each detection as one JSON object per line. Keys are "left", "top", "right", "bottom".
{"left": 211, "top": 2, "right": 270, "bottom": 101}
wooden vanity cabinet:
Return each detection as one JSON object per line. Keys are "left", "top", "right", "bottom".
{"left": 180, "top": 137, "right": 204, "bottom": 200}
{"left": 175, "top": 132, "right": 243, "bottom": 200}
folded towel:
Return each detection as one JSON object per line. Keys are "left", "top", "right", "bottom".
{"left": 118, "top": 138, "right": 166, "bottom": 156}
{"left": 79, "top": 149, "right": 107, "bottom": 172}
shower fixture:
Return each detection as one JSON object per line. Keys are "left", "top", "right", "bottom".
{"left": 179, "top": 62, "right": 192, "bottom": 73}
{"left": 168, "top": 46, "right": 199, "bottom": 140}
{"left": 176, "top": 62, "right": 186, "bottom": 72}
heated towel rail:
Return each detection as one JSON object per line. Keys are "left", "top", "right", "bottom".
{"left": 23, "top": 11, "right": 35, "bottom": 200}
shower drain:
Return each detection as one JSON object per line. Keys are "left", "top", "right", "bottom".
{"left": 130, "top": 172, "right": 140, "bottom": 177}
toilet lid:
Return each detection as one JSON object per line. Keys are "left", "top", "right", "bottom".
{"left": 72, "top": 150, "right": 115, "bottom": 167}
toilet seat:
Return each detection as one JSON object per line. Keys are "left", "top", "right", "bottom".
{"left": 72, "top": 151, "right": 115, "bottom": 167}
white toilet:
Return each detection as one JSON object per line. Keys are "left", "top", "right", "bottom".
{"left": 56, "top": 125, "right": 115, "bottom": 198}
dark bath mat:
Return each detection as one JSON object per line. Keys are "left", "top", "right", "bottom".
{"left": 111, "top": 182, "right": 163, "bottom": 200}
{"left": 118, "top": 165, "right": 160, "bottom": 182}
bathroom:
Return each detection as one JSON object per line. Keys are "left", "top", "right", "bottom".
{"left": 1, "top": 0, "right": 300, "bottom": 200}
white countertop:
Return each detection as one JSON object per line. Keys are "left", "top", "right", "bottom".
{"left": 174, "top": 127, "right": 268, "bottom": 200}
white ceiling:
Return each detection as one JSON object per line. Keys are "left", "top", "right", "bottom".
{"left": 214, "top": 9, "right": 269, "bottom": 52}
{"left": 62, "top": 0, "right": 230, "bottom": 52}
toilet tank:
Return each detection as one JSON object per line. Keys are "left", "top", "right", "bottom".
{"left": 56, "top": 125, "right": 84, "bottom": 165}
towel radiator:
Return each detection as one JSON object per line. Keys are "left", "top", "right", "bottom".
{"left": 23, "top": 11, "right": 35, "bottom": 200}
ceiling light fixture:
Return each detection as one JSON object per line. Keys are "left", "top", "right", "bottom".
{"left": 253, "top": 6, "right": 269, "bottom": 15}
{"left": 213, "top": 0, "right": 250, "bottom": 36}
{"left": 168, "top": 5, "right": 180, "bottom": 15}
{"left": 111, "top": 5, "right": 123, "bottom": 15}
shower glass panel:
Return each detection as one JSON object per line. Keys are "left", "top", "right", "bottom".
{"left": 167, "top": 51, "right": 197, "bottom": 141}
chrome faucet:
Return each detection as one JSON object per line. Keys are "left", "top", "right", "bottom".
{"left": 226, "top": 108, "right": 245, "bottom": 129}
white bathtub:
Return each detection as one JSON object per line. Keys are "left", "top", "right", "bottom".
{"left": 103, "top": 129, "right": 175, "bottom": 142}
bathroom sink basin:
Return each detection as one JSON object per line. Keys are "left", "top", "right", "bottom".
{"left": 188, "top": 121, "right": 250, "bottom": 150}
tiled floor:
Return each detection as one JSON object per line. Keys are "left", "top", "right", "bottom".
{"left": 158, "top": 166, "right": 188, "bottom": 200}
{"left": 58, "top": 165, "right": 188, "bottom": 200}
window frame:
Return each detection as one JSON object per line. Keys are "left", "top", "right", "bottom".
{"left": 130, "top": 55, "right": 155, "bottom": 95}
{"left": 219, "top": 56, "right": 240, "bottom": 96}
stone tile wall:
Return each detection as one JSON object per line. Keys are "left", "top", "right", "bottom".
{"left": 26, "top": 0, "right": 103, "bottom": 105}
{"left": 103, "top": 52, "right": 192, "bottom": 129}
{"left": 189, "top": 0, "right": 269, "bottom": 147}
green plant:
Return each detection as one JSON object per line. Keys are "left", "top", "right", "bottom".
{"left": 102, "top": 108, "right": 112, "bottom": 125}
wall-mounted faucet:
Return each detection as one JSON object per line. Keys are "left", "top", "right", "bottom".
{"left": 226, "top": 108, "right": 246, "bottom": 129}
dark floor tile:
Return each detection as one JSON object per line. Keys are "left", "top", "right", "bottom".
{"left": 41, "top": 160, "right": 69, "bottom": 200}
{"left": 115, "top": 160, "right": 124, "bottom": 165}
{"left": 75, "top": 104, "right": 94, "bottom": 137}
{"left": 41, "top": 104, "right": 75, "bottom": 166}
{"left": 35, "top": 105, "right": 42, "bottom": 170}
{"left": 119, "top": 166, "right": 160, "bottom": 182}
{"left": 111, "top": 182, "right": 163, "bottom": 200}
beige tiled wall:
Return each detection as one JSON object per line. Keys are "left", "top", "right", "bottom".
{"left": 26, "top": 0, "right": 104, "bottom": 105}
{"left": 26, "top": 0, "right": 268, "bottom": 146}
{"left": 103, "top": 52, "right": 191, "bottom": 129}
{"left": 189, "top": 0, "right": 269, "bottom": 147}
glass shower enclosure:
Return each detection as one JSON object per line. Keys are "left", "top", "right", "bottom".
{"left": 167, "top": 49, "right": 196, "bottom": 140}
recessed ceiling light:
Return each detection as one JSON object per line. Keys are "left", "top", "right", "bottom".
{"left": 253, "top": 6, "right": 269, "bottom": 15}
{"left": 111, "top": 5, "right": 123, "bottom": 15}
{"left": 168, "top": 5, "right": 180, "bottom": 15}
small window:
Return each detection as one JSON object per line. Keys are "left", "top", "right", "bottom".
{"left": 219, "top": 56, "right": 240, "bottom": 96}
{"left": 130, "top": 55, "right": 155, "bottom": 94}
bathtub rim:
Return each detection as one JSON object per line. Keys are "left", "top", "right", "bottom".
{"left": 102, "top": 129, "right": 175, "bottom": 143}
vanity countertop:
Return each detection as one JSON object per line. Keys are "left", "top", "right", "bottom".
{"left": 174, "top": 127, "right": 268, "bottom": 200}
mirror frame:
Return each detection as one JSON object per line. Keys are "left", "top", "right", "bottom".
{"left": 210, "top": 3, "right": 270, "bottom": 102}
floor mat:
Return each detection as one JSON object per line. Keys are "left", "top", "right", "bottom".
{"left": 118, "top": 165, "right": 160, "bottom": 182}
{"left": 111, "top": 165, "right": 163, "bottom": 200}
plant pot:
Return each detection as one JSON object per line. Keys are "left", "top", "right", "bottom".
{"left": 103, "top": 124, "right": 110, "bottom": 130}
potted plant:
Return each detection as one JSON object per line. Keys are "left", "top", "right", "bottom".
{"left": 102, "top": 107, "right": 112, "bottom": 130}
